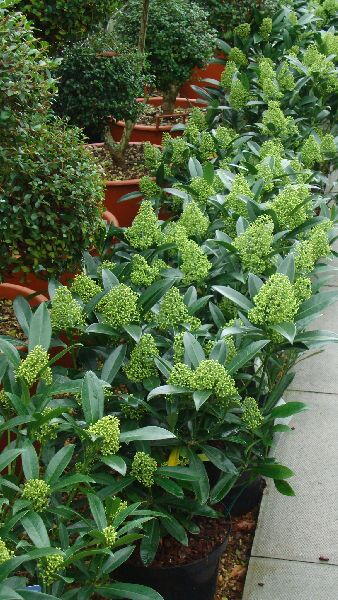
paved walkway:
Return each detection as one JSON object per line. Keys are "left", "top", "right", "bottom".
{"left": 242, "top": 244, "right": 338, "bottom": 600}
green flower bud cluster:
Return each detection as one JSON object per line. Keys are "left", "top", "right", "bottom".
{"left": 51, "top": 286, "right": 85, "bottom": 331}
{"left": 87, "top": 415, "right": 120, "bottom": 456}
{"left": 233, "top": 216, "right": 274, "bottom": 274}
{"left": 16, "top": 345, "right": 52, "bottom": 387}
{"left": 316, "top": 0, "right": 338, "bottom": 20}
{"left": 320, "top": 133, "right": 336, "bottom": 156}
{"left": 277, "top": 62, "right": 295, "bottom": 91}
{"left": 234, "top": 23, "right": 251, "bottom": 38}
{"left": 188, "top": 107, "right": 207, "bottom": 132}
{"left": 289, "top": 45, "right": 300, "bottom": 57}
{"left": 144, "top": 141, "right": 162, "bottom": 172}
{"left": 0, "top": 538, "right": 14, "bottom": 564}
{"left": 248, "top": 273, "right": 300, "bottom": 329}
{"left": 322, "top": 32, "right": 338, "bottom": 57}
{"left": 71, "top": 274, "right": 102, "bottom": 304}
{"left": 214, "top": 125, "right": 236, "bottom": 150}
{"left": 38, "top": 551, "right": 65, "bottom": 586}
{"left": 36, "top": 408, "right": 58, "bottom": 444}
{"left": 260, "top": 140, "right": 285, "bottom": 161}
{"left": 229, "top": 47, "right": 248, "bottom": 67}
{"left": 125, "top": 201, "right": 162, "bottom": 250}
{"left": 102, "top": 525, "right": 117, "bottom": 547}
{"left": 184, "top": 121, "right": 200, "bottom": 145}
{"left": 199, "top": 131, "right": 217, "bottom": 161}
{"left": 257, "top": 141, "right": 285, "bottom": 190}
{"left": 219, "top": 297, "right": 239, "bottom": 321}
{"left": 22, "top": 479, "right": 51, "bottom": 512}
{"left": 193, "top": 359, "right": 239, "bottom": 410}
{"left": 288, "top": 11, "right": 299, "bottom": 25}
{"left": 131, "top": 452, "right": 157, "bottom": 487}
{"left": 124, "top": 334, "right": 157, "bottom": 383}
{"left": 120, "top": 397, "right": 146, "bottom": 420}
{"left": 220, "top": 60, "right": 238, "bottom": 90}
{"left": 229, "top": 80, "right": 250, "bottom": 110}
{"left": 225, "top": 173, "right": 253, "bottom": 216}
{"left": 139, "top": 175, "right": 162, "bottom": 200}
{"left": 294, "top": 277, "right": 312, "bottom": 303}
{"left": 242, "top": 397, "right": 263, "bottom": 430}
{"left": 163, "top": 134, "right": 190, "bottom": 166}
{"left": 225, "top": 336, "right": 237, "bottom": 364}
{"left": 168, "top": 362, "right": 195, "bottom": 388}
{"left": 295, "top": 221, "right": 332, "bottom": 272}
{"left": 157, "top": 287, "right": 200, "bottom": 331}
{"left": 178, "top": 236, "right": 212, "bottom": 285}
{"left": 0, "top": 388, "right": 11, "bottom": 413}
{"left": 130, "top": 255, "right": 166, "bottom": 287}
{"left": 97, "top": 284, "right": 139, "bottom": 328}
{"left": 302, "top": 43, "right": 337, "bottom": 92}
{"left": 258, "top": 57, "right": 282, "bottom": 100}
{"left": 173, "top": 333, "right": 185, "bottom": 364}
{"left": 259, "top": 17, "right": 273, "bottom": 40}
{"left": 262, "top": 101, "right": 299, "bottom": 137}
{"left": 301, "top": 135, "right": 322, "bottom": 167}
{"left": 97, "top": 260, "right": 116, "bottom": 278}
{"left": 178, "top": 201, "right": 210, "bottom": 238}
{"left": 268, "top": 184, "right": 311, "bottom": 230}
{"left": 189, "top": 177, "right": 216, "bottom": 206}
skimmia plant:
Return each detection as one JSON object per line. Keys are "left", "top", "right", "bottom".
{"left": 0, "top": 0, "right": 337, "bottom": 589}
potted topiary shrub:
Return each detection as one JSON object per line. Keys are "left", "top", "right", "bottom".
{"left": 110, "top": 0, "right": 216, "bottom": 140}
{"left": 0, "top": 7, "right": 110, "bottom": 287}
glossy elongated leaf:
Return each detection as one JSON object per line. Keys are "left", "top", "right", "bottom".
{"left": 155, "top": 476, "right": 184, "bottom": 498}
{"left": 201, "top": 445, "right": 238, "bottom": 474}
{"left": 18, "top": 591, "right": 61, "bottom": 600}
{"left": 21, "top": 441, "right": 39, "bottom": 480}
{"left": 21, "top": 513, "right": 50, "bottom": 547}
{"left": 96, "top": 583, "right": 163, "bottom": 600}
{"left": 277, "top": 254, "right": 295, "bottom": 282}
{"left": 184, "top": 286, "right": 197, "bottom": 307}
{"left": 102, "top": 269, "right": 119, "bottom": 290}
{"left": 210, "top": 473, "right": 237, "bottom": 504}
{"left": 295, "top": 330, "right": 338, "bottom": 346}
{"left": 52, "top": 474, "right": 95, "bottom": 492}
{"left": 101, "top": 545, "right": 135, "bottom": 574}
{"left": 86, "top": 323, "right": 117, "bottom": 336}
{"left": 296, "top": 291, "right": 338, "bottom": 326}
{"left": 45, "top": 445, "right": 75, "bottom": 485}
{"left": 0, "top": 339, "right": 20, "bottom": 367}
{"left": 157, "top": 466, "right": 199, "bottom": 481}
{"left": 209, "top": 302, "right": 226, "bottom": 328}
{"left": 248, "top": 274, "right": 264, "bottom": 299}
{"left": 101, "top": 345, "right": 126, "bottom": 384}
{"left": 274, "top": 479, "right": 296, "bottom": 496}
{"left": 13, "top": 296, "right": 32, "bottom": 336}
{"left": 0, "top": 448, "right": 22, "bottom": 472}
{"left": 227, "top": 340, "right": 269, "bottom": 374}
{"left": 101, "top": 456, "right": 127, "bottom": 476}
{"left": 253, "top": 463, "right": 294, "bottom": 480}
{"left": 81, "top": 371, "right": 104, "bottom": 424}
{"left": 188, "top": 157, "right": 203, "bottom": 178}
{"left": 140, "top": 519, "right": 160, "bottom": 566}
{"left": 123, "top": 325, "right": 142, "bottom": 342}
{"left": 212, "top": 286, "right": 253, "bottom": 311}
{"left": 138, "top": 278, "right": 175, "bottom": 314}
{"left": 270, "top": 323, "right": 296, "bottom": 344}
{"left": 183, "top": 332, "right": 205, "bottom": 368}
{"left": 28, "top": 302, "right": 51, "bottom": 352}
{"left": 263, "top": 372, "right": 295, "bottom": 414}
{"left": 88, "top": 493, "right": 107, "bottom": 530}
{"left": 147, "top": 385, "right": 189, "bottom": 399}
{"left": 193, "top": 390, "right": 212, "bottom": 411}
{"left": 210, "top": 340, "right": 228, "bottom": 364}
{"left": 161, "top": 516, "right": 188, "bottom": 546}
{"left": 186, "top": 450, "right": 209, "bottom": 505}
{"left": 120, "top": 426, "right": 176, "bottom": 442}
{"left": 269, "top": 402, "right": 308, "bottom": 420}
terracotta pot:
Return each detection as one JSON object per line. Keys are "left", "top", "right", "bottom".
{"left": 0, "top": 283, "right": 48, "bottom": 306}
{"left": 110, "top": 96, "right": 205, "bottom": 146}
{"left": 3, "top": 210, "right": 118, "bottom": 292}
{"left": 180, "top": 54, "right": 226, "bottom": 100}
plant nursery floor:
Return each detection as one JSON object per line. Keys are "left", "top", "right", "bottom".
{"left": 242, "top": 240, "right": 338, "bottom": 600}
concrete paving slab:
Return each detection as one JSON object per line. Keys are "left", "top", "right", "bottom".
{"left": 291, "top": 301, "right": 338, "bottom": 394}
{"left": 242, "top": 557, "right": 338, "bottom": 600}
{"left": 251, "top": 391, "right": 338, "bottom": 565}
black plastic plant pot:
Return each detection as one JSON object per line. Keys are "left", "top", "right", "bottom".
{"left": 224, "top": 476, "right": 265, "bottom": 517}
{"left": 117, "top": 532, "right": 229, "bottom": 600}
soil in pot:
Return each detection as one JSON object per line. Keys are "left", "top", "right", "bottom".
{"left": 89, "top": 142, "right": 149, "bottom": 181}
{"left": 0, "top": 299, "right": 26, "bottom": 340}
{"left": 117, "top": 513, "right": 229, "bottom": 600}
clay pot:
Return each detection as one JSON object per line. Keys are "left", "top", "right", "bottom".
{"left": 3, "top": 210, "right": 118, "bottom": 292}
{"left": 110, "top": 96, "right": 205, "bottom": 146}
{"left": 180, "top": 54, "right": 226, "bottom": 100}
{"left": 0, "top": 283, "right": 48, "bottom": 306}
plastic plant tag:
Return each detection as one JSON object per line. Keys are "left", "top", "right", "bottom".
{"left": 26, "top": 586, "right": 41, "bottom": 592}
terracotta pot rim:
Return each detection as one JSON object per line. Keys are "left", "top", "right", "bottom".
{"left": 111, "top": 96, "right": 205, "bottom": 133}
{"left": 0, "top": 283, "right": 48, "bottom": 304}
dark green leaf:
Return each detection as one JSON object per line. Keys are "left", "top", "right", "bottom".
{"left": 101, "top": 345, "right": 126, "bottom": 384}
{"left": 45, "top": 445, "right": 75, "bottom": 485}
{"left": 120, "top": 427, "right": 176, "bottom": 442}
{"left": 28, "top": 302, "right": 51, "bottom": 352}
{"left": 81, "top": 371, "right": 104, "bottom": 424}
